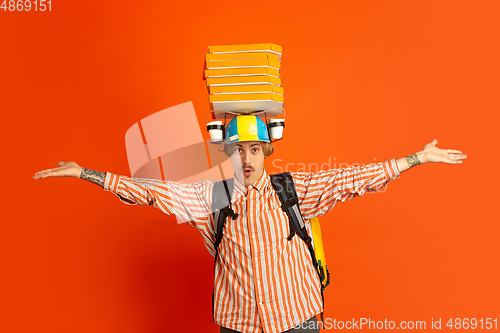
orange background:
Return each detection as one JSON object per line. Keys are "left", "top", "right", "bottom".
{"left": 2, "top": 0, "right": 499, "bottom": 332}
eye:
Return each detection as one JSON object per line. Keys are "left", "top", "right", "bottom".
{"left": 252, "top": 148, "right": 260, "bottom": 153}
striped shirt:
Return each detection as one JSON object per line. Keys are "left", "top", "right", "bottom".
{"left": 103, "top": 159, "right": 401, "bottom": 333}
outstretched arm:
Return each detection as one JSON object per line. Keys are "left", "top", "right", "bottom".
{"left": 396, "top": 139, "right": 467, "bottom": 173}
{"left": 291, "top": 138, "right": 467, "bottom": 219}
{"left": 33, "top": 161, "right": 214, "bottom": 223}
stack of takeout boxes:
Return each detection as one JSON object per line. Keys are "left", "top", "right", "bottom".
{"left": 204, "top": 43, "right": 283, "bottom": 114}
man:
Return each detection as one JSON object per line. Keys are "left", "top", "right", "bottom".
{"left": 33, "top": 115, "right": 467, "bottom": 333}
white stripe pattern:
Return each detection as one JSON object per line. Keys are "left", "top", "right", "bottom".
{"left": 103, "top": 159, "right": 401, "bottom": 333}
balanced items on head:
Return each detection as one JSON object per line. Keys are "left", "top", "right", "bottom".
{"left": 203, "top": 43, "right": 285, "bottom": 145}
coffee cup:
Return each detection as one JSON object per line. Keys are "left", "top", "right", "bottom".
{"left": 268, "top": 118, "right": 284, "bottom": 140}
{"left": 207, "top": 121, "right": 224, "bottom": 142}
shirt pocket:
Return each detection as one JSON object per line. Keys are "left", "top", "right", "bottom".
{"left": 267, "top": 191, "right": 283, "bottom": 211}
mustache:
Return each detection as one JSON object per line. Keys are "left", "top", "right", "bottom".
{"left": 241, "top": 165, "right": 255, "bottom": 171}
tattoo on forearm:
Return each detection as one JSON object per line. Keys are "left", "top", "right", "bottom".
{"left": 405, "top": 154, "right": 421, "bottom": 168}
{"left": 80, "top": 168, "right": 105, "bottom": 187}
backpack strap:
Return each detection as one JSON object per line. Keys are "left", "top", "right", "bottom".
{"left": 211, "top": 178, "right": 238, "bottom": 322}
{"left": 270, "top": 173, "right": 306, "bottom": 240}
{"left": 270, "top": 172, "right": 327, "bottom": 323}
{"left": 212, "top": 178, "right": 238, "bottom": 262}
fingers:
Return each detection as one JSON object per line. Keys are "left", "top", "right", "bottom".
{"left": 34, "top": 167, "right": 57, "bottom": 176}
{"left": 446, "top": 154, "right": 467, "bottom": 164}
{"left": 445, "top": 149, "right": 468, "bottom": 163}
{"left": 447, "top": 149, "right": 464, "bottom": 154}
{"left": 33, "top": 161, "right": 66, "bottom": 180}
{"left": 33, "top": 170, "right": 52, "bottom": 179}
{"left": 34, "top": 170, "right": 59, "bottom": 179}
{"left": 36, "top": 168, "right": 55, "bottom": 174}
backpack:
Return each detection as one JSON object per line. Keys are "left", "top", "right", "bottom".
{"left": 210, "top": 172, "right": 330, "bottom": 323}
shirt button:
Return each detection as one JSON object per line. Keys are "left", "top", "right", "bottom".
{"left": 255, "top": 257, "right": 258, "bottom": 261}
{"left": 252, "top": 234, "right": 255, "bottom": 239}
{"left": 259, "top": 302, "right": 263, "bottom": 305}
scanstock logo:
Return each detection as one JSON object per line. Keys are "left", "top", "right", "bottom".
{"left": 124, "top": 101, "right": 233, "bottom": 224}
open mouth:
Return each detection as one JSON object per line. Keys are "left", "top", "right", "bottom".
{"left": 243, "top": 169, "right": 252, "bottom": 176}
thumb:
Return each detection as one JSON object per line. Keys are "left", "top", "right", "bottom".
{"left": 58, "top": 161, "right": 64, "bottom": 166}
{"left": 432, "top": 139, "right": 438, "bottom": 145}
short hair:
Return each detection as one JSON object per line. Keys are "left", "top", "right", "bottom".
{"left": 224, "top": 142, "right": 274, "bottom": 158}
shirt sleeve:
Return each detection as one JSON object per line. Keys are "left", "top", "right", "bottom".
{"left": 289, "top": 158, "right": 401, "bottom": 220}
{"left": 102, "top": 172, "right": 215, "bottom": 224}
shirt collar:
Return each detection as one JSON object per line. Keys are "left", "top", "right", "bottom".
{"left": 233, "top": 168, "right": 269, "bottom": 197}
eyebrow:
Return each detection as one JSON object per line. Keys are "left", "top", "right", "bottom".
{"left": 236, "top": 143, "right": 261, "bottom": 148}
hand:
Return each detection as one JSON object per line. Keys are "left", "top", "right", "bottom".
{"left": 33, "top": 161, "right": 83, "bottom": 180}
{"left": 420, "top": 139, "right": 467, "bottom": 164}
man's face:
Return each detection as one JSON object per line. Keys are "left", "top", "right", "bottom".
{"left": 229, "top": 141, "right": 265, "bottom": 186}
